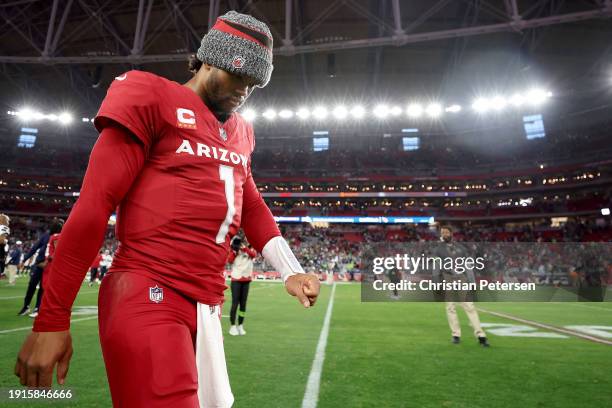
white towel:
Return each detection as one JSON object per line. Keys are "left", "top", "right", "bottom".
{"left": 195, "top": 303, "right": 234, "bottom": 408}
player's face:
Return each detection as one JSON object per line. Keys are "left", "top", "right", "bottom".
{"left": 205, "top": 67, "right": 257, "bottom": 114}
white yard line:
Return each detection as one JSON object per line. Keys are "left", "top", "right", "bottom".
{"left": 302, "top": 283, "right": 337, "bottom": 408}
{"left": 478, "top": 308, "right": 612, "bottom": 346}
{"left": 0, "top": 316, "right": 99, "bottom": 335}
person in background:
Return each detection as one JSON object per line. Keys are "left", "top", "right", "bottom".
{"left": 99, "top": 250, "right": 113, "bottom": 281}
{"left": 227, "top": 236, "right": 257, "bottom": 336}
{"left": 1, "top": 214, "right": 10, "bottom": 279}
{"left": 7, "top": 241, "right": 23, "bottom": 286}
{"left": 18, "top": 219, "right": 63, "bottom": 316}
{"left": 29, "top": 221, "right": 63, "bottom": 318}
{"left": 88, "top": 251, "right": 103, "bottom": 287}
{"left": 438, "top": 226, "right": 490, "bottom": 347}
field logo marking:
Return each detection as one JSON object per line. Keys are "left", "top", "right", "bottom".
{"left": 478, "top": 308, "right": 612, "bottom": 346}
{"left": 302, "top": 283, "right": 336, "bottom": 408}
{"left": 565, "top": 326, "right": 612, "bottom": 339}
{"left": 480, "top": 323, "right": 568, "bottom": 338}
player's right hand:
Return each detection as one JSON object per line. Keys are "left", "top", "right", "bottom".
{"left": 15, "top": 331, "right": 73, "bottom": 387}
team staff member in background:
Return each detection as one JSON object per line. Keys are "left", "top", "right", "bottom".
{"left": 29, "top": 220, "right": 63, "bottom": 318}
{"left": 7, "top": 241, "right": 23, "bottom": 286}
{"left": 1, "top": 214, "right": 10, "bottom": 278}
{"left": 15, "top": 11, "right": 320, "bottom": 408}
{"left": 88, "top": 251, "right": 103, "bottom": 287}
{"left": 17, "top": 218, "right": 63, "bottom": 317}
{"left": 227, "top": 236, "right": 256, "bottom": 336}
{"left": 99, "top": 250, "right": 113, "bottom": 281}
{"left": 438, "top": 226, "right": 490, "bottom": 347}
{"left": 0, "top": 214, "right": 9, "bottom": 278}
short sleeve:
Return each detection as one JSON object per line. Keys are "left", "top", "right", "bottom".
{"left": 94, "top": 70, "right": 163, "bottom": 150}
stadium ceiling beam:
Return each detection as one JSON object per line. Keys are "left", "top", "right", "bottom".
{"left": 75, "top": 0, "right": 131, "bottom": 54}
{"left": 48, "top": 0, "right": 74, "bottom": 56}
{"left": 132, "top": 0, "right": 154, "bottom": 55}
{"left": 292, "top": 0, "right": 344, "bottom": 45}
{"left": 43, "top": 0, "right": 60, "bottom": 57}
{"left": 165, "top": 0, "right": 200, "bottom": 44}
{"left": 504, "top": 0, "right": 522, "bottom": 23}
{"left": 284, "top": 0, "right": 292, "bottom": 46}
{"left": 0, "top": 0, "right": 40, "bottom": 7}
{"left": 391, "top": 0, "right": 404, "bottom": 35}
{"left": 404, "top": 0, "right": 455, "bottom": 35}
{"left": 1, "top": 6, "right": 611, "bottom": 63}
{"left": 0, "top": 9, "right": 43, "bottom": 54}
{"left": 344, "top": 0, "right": 396, "bottom": 35}
{"left": 293, "top": 0, "right": 309, "bottom": 94}
{"left": 370, "top": 0, "right": 387, "bottom": 89}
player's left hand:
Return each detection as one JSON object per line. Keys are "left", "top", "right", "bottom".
{"left": 285, "top": 273, "right": 320, "bottom": 308}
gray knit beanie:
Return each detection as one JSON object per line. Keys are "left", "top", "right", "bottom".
{"left": 197, "top": 11, "right": 273, "bottom": 87}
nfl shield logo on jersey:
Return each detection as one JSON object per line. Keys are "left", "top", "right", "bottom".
{"left": 149, "top": 286, "right": 163, "bottom": 303}
{"left": 219, "top": 128, "right": 228, "bottom": 141}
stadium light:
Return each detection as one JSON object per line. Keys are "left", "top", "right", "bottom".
{"left": 17, "top": 108, "right": 35, "bottom": 121}
{"left": 526, "top": 88, "right": 549, "bottom": 105}
{"left": 262, "top": 109, "right": 277, "bottom": 121}
{"left": 509, "top": 94, "right": 523, "bottom": 107}
{"left": 426, "top": 103, "right": 442, "bottom": 118}
{"left": 472, "top": 98, "right": 489, "bottom": 113}
{"left": 242, "top": 108, "right": 256, "bottom": 122}
{"left": 278, "top": 109, "right": 293, "bottom": 119}
{"left": 312, "top": 106, "right": 328, "bottom": 120}
{"left": 390, "top": 106, "right": 403, "bottom": 116}
{"left": 491, "top": 96, "right": 507, "bottom": 110}
{"left": 350, "top": 105, "right": 365, "bottom": 119}
{"left": 82, "top": 117, "right": 90, "bottom": 122}
{"left": 406, "top": 104, "right": 423, "bottom": 118}
{"left": 373, "top": 104, "right": 389, "bottom": 118}
{"left": 602, "top": 208, "right": 611, "bottom": 216}
{"left": 445, "top": 104, "right": 462, "bottom": 113}
{"left": 332, "top": 106, "right": 348, "bottom": 120}
{"left": 296, "top": 107, "right": 310, "bottom": 119}
{"left": 58, "top": 112, "right": 73, "bottom": 124}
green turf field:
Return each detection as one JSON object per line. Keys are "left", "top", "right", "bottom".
{"left": 1, "top": 278, "right": 611, "bottom": 407}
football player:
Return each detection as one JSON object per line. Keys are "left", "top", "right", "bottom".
{"left": 15, "top": 11, "right": 320, "bottom": 408}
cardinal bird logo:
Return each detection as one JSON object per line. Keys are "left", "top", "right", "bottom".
{"left": 232, "top": 56, "right": 244, "bottom": 69}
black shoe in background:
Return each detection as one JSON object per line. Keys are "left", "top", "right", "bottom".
{"left": 17, "top": 306, "right": 30, "bottom": 316}
{"left": 452, "top": 336, "right": 460, "bottom": 344}
{"left": 478, "top": 337, "right": 490, "bottom": 347}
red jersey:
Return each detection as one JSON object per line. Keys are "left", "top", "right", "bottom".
{"left": 33, "top": 70, "right": 280, "bottom": 332}
{"left": 94, "top": 70, "right": 256, "bottom": 305}
{"left": 46, "top": 233, "right": 60, "bottom": 261}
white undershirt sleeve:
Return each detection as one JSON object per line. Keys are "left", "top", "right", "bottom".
{"left": 261, "top": 236, "right": 305, "bottom": 282}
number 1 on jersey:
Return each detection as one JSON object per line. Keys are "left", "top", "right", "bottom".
{"left": 216, "top": 165, "right": 236, "bottom": 244}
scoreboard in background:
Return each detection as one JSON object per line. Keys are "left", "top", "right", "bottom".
{"left": 523, "top": 114, "right": 546, "bottom": 139}
{"left": 17, "top": 127, "right": 38, "bottom": 148}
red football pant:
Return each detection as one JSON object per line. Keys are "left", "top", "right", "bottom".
{"left": 99, "top": 272, "right": 199, "bottom": 408}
